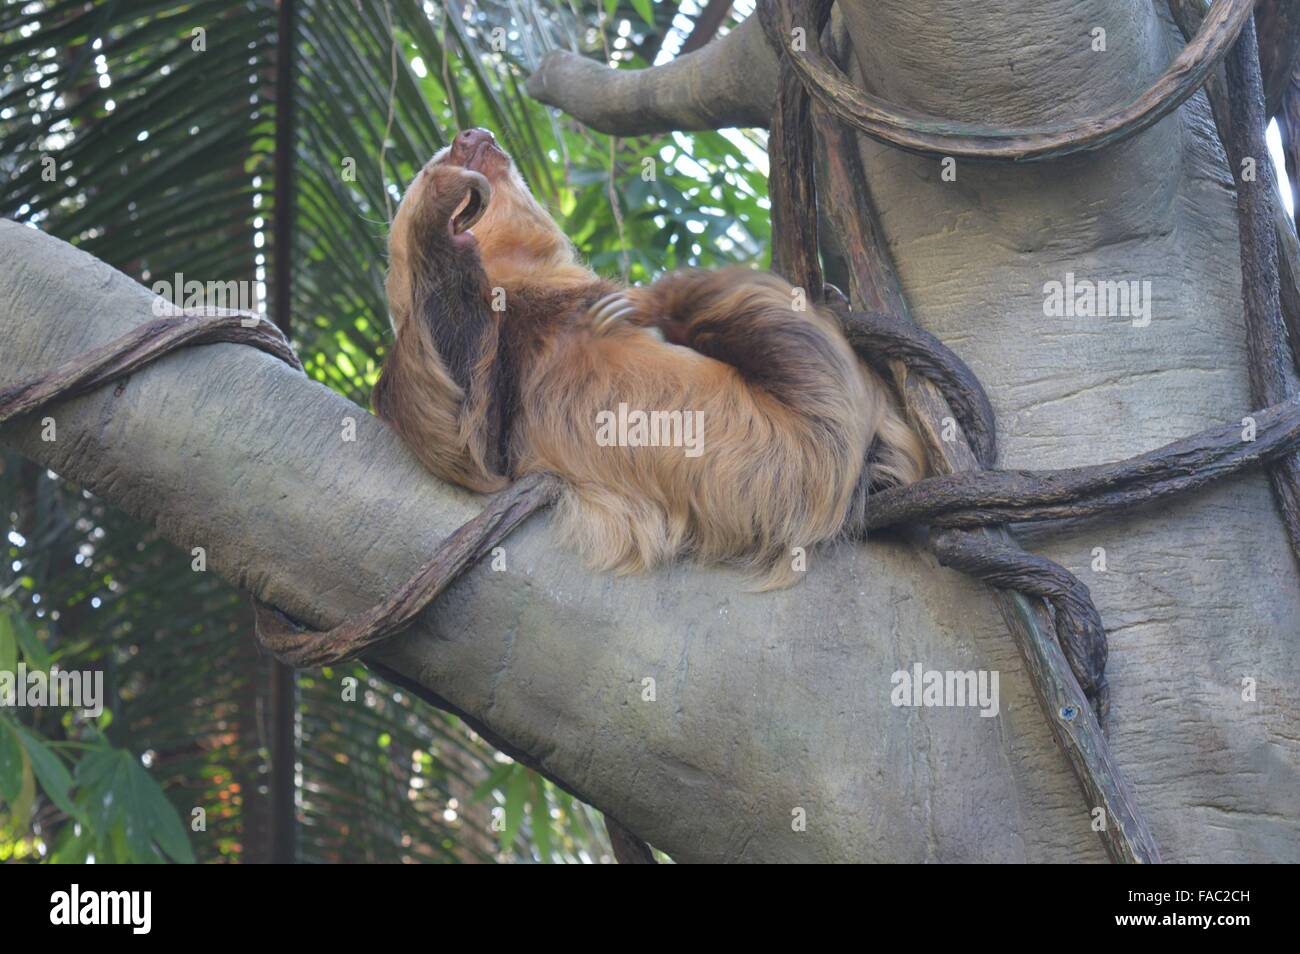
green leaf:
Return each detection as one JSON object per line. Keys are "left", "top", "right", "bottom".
{"left": 10, "top": 723, "right": 81, "bottom": 822}
{"left": 74, "top": 746, "right": 122, "bottom": 794}
{"left": 11, "top": 614, "right": 53, "bottom": 671}
{"left": 0, "top": 609, "right": 16, "bottom": 676}
{"left": 0, "top": 718, "right": 25, "bottom": 806}
{"left": 471, "top": 760, "right": 514, "bottom": 802}
{"left": 0, "top": 720, "right": 35, "bottom": 826}
{"left": 74, "top": 747, "right": 194, "bottom": 863}
{"left": 629, "top": 0, "right": 656, "bottom": 28}
{"left": 501, "top": 765, "right": 529, "bottom": 850}
{"left": 124, "top": 755, "right": 195, "bottom": 864}
{"left": 530, "top": 776, "right": 552, "bottom": 862}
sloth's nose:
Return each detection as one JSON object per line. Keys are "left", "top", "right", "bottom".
{"left": 456, "top": 128, "right": 495, "bottom": 149}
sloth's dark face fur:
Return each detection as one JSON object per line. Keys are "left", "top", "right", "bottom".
{"left": 377, "top": 128, "right": 925, "bottom": 588}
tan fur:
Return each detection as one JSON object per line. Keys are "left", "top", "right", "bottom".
{"left": 377, "top": 129, "right": 926, "bottom": 588}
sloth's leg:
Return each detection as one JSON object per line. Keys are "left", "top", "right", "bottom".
{"left": 633, "top": 267, "right": 927, "bottom": 487}
{"left": 631, "top": 268, "right": 863, "bottom": 418}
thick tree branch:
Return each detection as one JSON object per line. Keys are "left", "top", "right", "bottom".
{"left": 4, "top": 220, "right": 1137, "bottom": 862}
{"left": 525, "top": 14, "right": 777, "bottom": 134}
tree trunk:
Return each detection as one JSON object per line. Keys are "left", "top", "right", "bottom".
{"left": 840, "top": 1, "right": 1300, "bottom": 862}
{"left": 4, "top": 0, "right": 1298, "bottom": 863}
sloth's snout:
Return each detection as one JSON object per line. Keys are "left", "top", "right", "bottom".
{"left": 449, "top": 127, "right": 495, "bottom": 164}
{"left": 449, "top": 127, "right": 507, "bottom": 177}
{"left": 455, "top": 127, "right": 495, "bottom": 150}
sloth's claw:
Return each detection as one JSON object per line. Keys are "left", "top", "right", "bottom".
{"left": 586, "top": 293, "right": 639, "bottom": 335}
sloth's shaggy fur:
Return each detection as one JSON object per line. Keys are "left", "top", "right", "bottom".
{"left": 374, "top": 128, "right": 925, "bottom": 587}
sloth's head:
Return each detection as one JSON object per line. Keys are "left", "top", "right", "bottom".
{"left": 408, "top": 127, "right": 588, "bottom": 288}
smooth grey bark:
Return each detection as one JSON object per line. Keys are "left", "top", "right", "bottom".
{"left": 2, "top": 0, "right": 1297, "bottom": 862}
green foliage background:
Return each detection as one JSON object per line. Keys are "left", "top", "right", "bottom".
{"left": 0, "top": 0, "right": 769, "bottom": 862}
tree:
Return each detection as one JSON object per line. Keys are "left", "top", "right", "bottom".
{"left": 525, "top": 0, "right": 1300, "bottom": 862}
{"left": 4, "top": 0, "right": 1298, "bottom": 863}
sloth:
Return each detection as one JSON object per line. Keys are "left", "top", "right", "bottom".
{"left": 374, "top": 127, "right": 926, "bottom": 588}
